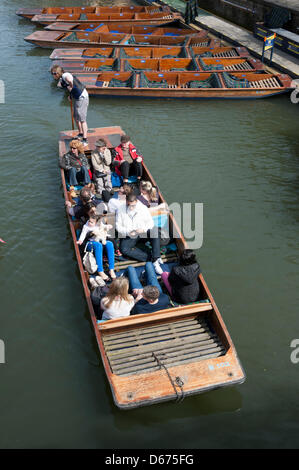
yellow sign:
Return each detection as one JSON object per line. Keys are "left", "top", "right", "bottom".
{"left": 264, "top": 33, "right": 276, "bottom": 51}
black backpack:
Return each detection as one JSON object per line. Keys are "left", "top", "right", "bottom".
{"left": 90, "top": 285, "right": 109, "bottom": 319}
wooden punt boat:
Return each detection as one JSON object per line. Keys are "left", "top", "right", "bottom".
{"left": 59, "top": 125, "right": 245, "bottom": 408}
{"left": 24, "top": 30, "right": 208, "bottom": 49}
{"left": 16, "top": 5, "right": 170, "bottom": 19}
{"left": 49, "top": 43, "right": 247, "bottom": 61}
{"left": 44, "top": 21, "right": 197, "bottom": 36}
{"left": 31, "top": 11, "right": 181, "bottom": 26}
{"left": 51, "top": 56, "right": 264, "bottom": 74}
{"left": 67, "top": 70, "right": 293, "bottom": 99}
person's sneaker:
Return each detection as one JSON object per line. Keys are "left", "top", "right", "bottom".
{"left": 82, "top": 139, "right": 89, "bottom": 147}
{"left": 94, "top": 276, "right": 106, "bottom": 287}
{"left": 89, "top": 278, "right": 98, "bottom": 290}
{"left": 157, "top": 257, "right": 164, "bottom": 265}
{"left": 153, "top": 260, "right": 163, "bottom": 275}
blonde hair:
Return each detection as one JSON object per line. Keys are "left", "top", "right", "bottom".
{"left": 104, "top": 277, "right": 131, "bottom": 308}
{"left": 69, "top": 139, "right": 85, "bottom": 154}
{"left": 140, "top": 180, "right": 157, "bottom": 202}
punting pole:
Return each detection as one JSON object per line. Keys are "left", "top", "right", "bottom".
{"left": 70, "top": 99, "right": 75, "bottom": 130}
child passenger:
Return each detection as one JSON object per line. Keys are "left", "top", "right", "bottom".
{"left": 77, "top": 214, "right": 116, "bottom": 280}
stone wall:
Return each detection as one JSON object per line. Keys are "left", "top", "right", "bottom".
{"left": 197, "top": 0, "right": 299, "bottom": 33}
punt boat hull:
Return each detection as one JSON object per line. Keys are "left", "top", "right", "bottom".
{"left": 49, "top": 44, "right": 248, "bottom": 61}
{"left": 50, "top": 56, "right": 264, "bottom": 74}
{"left": 24, "top": 30, "right": 208, "bottom": 49}
{"left": 59, "top": 126, "right": 246, "bottom": 408}
{"left": 70, "top": 71, "right": 293, "bottom": 99}
{"left": 31, "top": 12, "right": 181, "bottom": 26}
{"left": 16, "top": 5, "right": 171, "bottom": 19}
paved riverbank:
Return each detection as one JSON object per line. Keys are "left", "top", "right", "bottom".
{"left": 158, "top": 0, "right": 299, "bottom": 78}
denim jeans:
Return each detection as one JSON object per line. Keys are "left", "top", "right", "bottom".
{"left": 86, "top": 240, "right": 114, "bottom": 272}
{"left": 68, "top": 166, "right": 91, "bottom": 186}
{"left": 126, "top": 262, "right": 162, "bottom": 294}
{"left": 120, "top": 230, "right": 160, "bottom": 262}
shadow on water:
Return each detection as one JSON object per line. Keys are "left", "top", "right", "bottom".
{"left": 108, "top": 386, "right": 243, "bottom": 429}
{"left": 25, "top": 47, "right": 52, "bottom": 57}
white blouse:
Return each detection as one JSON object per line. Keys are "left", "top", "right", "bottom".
{"left": 101, "top": 296, "right": 135, "bottom": 321}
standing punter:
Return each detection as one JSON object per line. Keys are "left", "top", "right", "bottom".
{"left": 51, "top": 65, "right": 89, "bottom": 146}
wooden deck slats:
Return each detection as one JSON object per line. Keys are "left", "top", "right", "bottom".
{"left": 250, "top": 77, "right": 281, "bottom": 88}
{"left": 103, "top": 319, "right": 209, "bottom": 348}
{"left": 213, "top": 50, "right": 238, "bottom": 57}
{"left": 110, "top": 337, "right": 217, "bottom": 365}
{"left": 104, "top": 324, "right": 209, "bottom": 351}
{"left": 103, "top": 315, "right": 226, "bottom": 376}
{"left": 111, "top": 348, "right": 225, "bottom": 376}
{"left": 223, "top": 62, "right": 252, "bottom": 71}
{"left": 106, "top": 332, "right": 218, "bottom": 360}
{"left": 112, "top": 343, "right": 224, "bottom": 373}
{"left": 102, "top": 315, "right": 205, "bottom": 340}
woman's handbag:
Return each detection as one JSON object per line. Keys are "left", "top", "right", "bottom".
{"left": 83, "top": 243, "right": 98, "bottom": 274}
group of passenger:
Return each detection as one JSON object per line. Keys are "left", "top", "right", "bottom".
{"left": 51, "top": 64, "right": 202, "bottom": 320}
{"left": 61, "top": 130, "right": 202, "bottom": 321}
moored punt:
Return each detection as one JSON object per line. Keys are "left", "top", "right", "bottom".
{"left": 44, "top": 21, "right": 197, "bottom": 36}
{"left": 67, "top": 70, "right": 293, "bottom": 99}
{"left": 16, "top": 5, "right": 170, "bottom": 19}
{"left": 49, "top": 43, "right": 247, "bottom": 61}
{"left": 31, "top": 11, "right": 181, "bottom": 26}
{"left": 59, "top": 125, "right": 246, "bottom": 408}
{"left": 51, "top": 56, "right": 264, "bottom": 74}
{"left": 24, "top": 30, "right": 208, "bottom": 49}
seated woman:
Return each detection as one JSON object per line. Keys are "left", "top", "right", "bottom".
{"left": 126, "top": 262, "right": 170, "bottom": 315}
{"left": 161, "top": 249, "right": 201, "bottom": 304}
{"left": 59, "top": 140, "right": 91, "bottom": 186}
{"left": 137, "top": 180, "right": 158, "bottom": 208}
{"left": 137, "top": 180, "right": 168, "bottom": 215}
{"left": 77, "top": 213, "right": 116, "bottom": 280}
{"left": 101, "top": 277, "right": 135, "bottom": 321}
{"left": 113, "top": 135, "right": 143, "bottom": 183}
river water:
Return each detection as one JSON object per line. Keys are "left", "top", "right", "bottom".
{"left": 0, "top": 0, "right": 298, "bottom": 450}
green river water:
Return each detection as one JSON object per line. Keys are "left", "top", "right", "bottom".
{"left": 0, "top": 0, "right": 298, "bottom": 449}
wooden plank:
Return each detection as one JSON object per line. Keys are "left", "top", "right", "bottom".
{"left": 112, "top": 341, "right": 224, "bottom": 372}
{"left": 104, "top": 324, "right": 209, "bottom": 351}
{"left": 110, "top": 338, "right": 220, "bottom": 366}
{"left": 102, "top": 315, "right": 204, "bottom": 341}
{"left": 103, "top": 319, "right": 208, "bottom": 345}
{"left": 115, "top": 349, "right": 225, "bottom": 376}
{"left": 106, "top": 331, "right": 217, "bottom": 359}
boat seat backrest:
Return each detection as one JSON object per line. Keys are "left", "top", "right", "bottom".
{"left": 222, "top": 71, "right": 250, "bottom": 88}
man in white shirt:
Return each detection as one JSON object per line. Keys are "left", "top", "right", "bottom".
{"left": 116, "top": 193, "right": 163, "bottom": 274}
